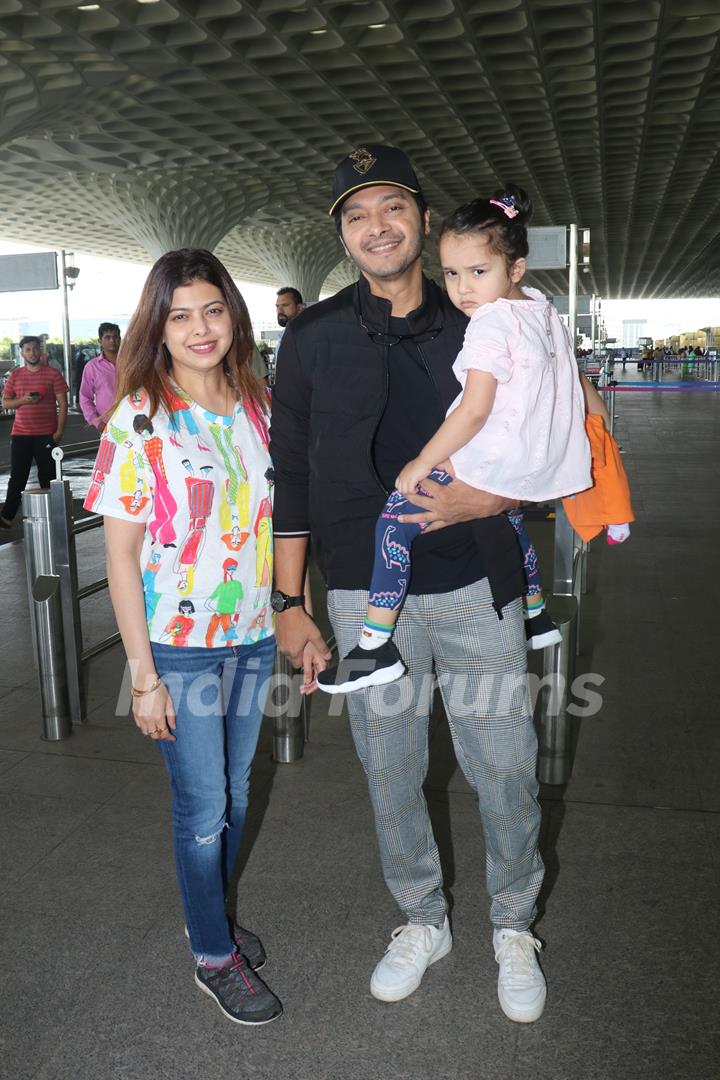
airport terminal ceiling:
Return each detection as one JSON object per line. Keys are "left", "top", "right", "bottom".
{"left": 1, "top": 0, "right": 720, "bottom": 300}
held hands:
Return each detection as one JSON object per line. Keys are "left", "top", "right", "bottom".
{"left": 397, "top": 477, "right": 520, "bottom": 534}
{"left": 132, "top": 675, "right": 177, "bottom": 741}
{"left": 274, "top": 607, "right": 332, "bottom": 694}
{"left": 395, "top": 457, "right": 436, "bottom": 497}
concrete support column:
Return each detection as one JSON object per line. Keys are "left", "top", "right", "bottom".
{"left": 240, "top": 224, "right": 346, "bottom": 302}
{"left": 71, "top": 171, "right": 269, "bottom": 259}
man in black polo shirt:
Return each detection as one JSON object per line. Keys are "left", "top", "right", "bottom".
{"left": 270, "top": 146, "right": 546, "bottom": 1023}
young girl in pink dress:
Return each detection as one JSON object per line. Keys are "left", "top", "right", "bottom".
{"left": 318, "top": 186, "right": 592, "bottom": 694}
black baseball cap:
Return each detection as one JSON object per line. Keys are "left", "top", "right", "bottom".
{"left": 329, "top": 144, "right": 422, "bottom": 215}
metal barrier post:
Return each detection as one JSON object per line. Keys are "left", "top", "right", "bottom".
{"left": 49, "top": 478, "right": 85, "bottom": 724}
{"left": 538, "top": 594, "right": 577, "bottom": 785}
{"left": 272, "top": 649, "right": 307, "bottom": 763}
{"left": 538, "top": 501, "right": 578, "bottom": 785}
{"left": 22, "top": 489, "right": 72, "bottom": 740}
{"left": 579, "top": 537, "right": 589, "bottom": 595}
{"left": 574, "top": 540, "right": 587, "bottom": 656}
{"left": 552, "top": 499, "right": 575, "bottom": 596}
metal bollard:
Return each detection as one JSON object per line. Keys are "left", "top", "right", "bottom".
{"left": 31, "top": 575, "right": 72, "bottom": 740}
{"left": 551, "top": 499, "right": 576, "bottom": 596}
{"left": 579, "top": 538, "right": 589, "bottom": 596}
{"left": 271, "top": 649, "right": 307, "bottom": 763}
{"left": 536, "top": 502, "right": 579, "bottom": 785}
{"left": 49, "top": 478, "right": 85, "bottom": 724}
{"left": 538, "top": 594, "right": 577, "bottom": 785}
{"left": 572, "top": 540, "right": 585, "bottom": 658}
{"left": 22, "top": 489, "right": 72, "bottom": 740}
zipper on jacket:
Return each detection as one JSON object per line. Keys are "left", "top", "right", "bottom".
{"left": 366, "top": 339, "right": 444, "bottom": 498}
{"left": 416, "top": 340, "right": 445, "bottom": 427}
{"left": 367, "top": 345, "right": 391, "bottom": 496}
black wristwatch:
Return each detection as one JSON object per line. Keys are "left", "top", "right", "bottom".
{"left": 270, "top": 590, "right": 305, "bottom": 613}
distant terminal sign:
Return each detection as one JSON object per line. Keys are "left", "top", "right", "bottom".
{"left": 0, "top": 252, "right": 58, "bottom": 293}
{"left": 526, "top": 226, "right": 567, "bottom": 270}
{"left": 550, "top": 295, "right": 591, "bottom": 316}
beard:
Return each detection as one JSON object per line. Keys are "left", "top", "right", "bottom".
{"left": 277, "top": 314, "right": 289, "bottom": 327}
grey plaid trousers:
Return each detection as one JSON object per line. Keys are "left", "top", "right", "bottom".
{"left": 327, "top": 578, "right": 544, "bottom": 929}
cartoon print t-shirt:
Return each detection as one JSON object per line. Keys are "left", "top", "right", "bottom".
{"left": 83, "top": 385, "right": 274, "bottom": 648}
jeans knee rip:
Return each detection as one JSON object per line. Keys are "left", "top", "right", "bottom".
{"left": 194, "top": 822, "right": 227, "bottom": 846}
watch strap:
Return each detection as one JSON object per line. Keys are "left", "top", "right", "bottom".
{"left": 283, "top": 594, "right": 304, "bottom": 608}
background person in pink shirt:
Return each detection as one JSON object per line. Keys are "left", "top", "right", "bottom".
{"left": 79, "top": 322, "right": 120, "bottom": 431}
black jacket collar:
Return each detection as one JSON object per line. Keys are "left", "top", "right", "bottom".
{"left": 352, "top": 272, "right": 445, "bottom": 336}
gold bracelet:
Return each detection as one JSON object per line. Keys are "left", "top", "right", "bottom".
{"left": 131, "top": 676, "right": 163, "bottom": 698}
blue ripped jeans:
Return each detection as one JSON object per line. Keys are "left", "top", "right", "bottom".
{"left": 151, "top": 635, "right": 276, "bottom": 963}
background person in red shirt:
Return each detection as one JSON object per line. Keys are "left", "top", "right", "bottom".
{"left": 0, "top": 335, "right": 68, "bottom": 528}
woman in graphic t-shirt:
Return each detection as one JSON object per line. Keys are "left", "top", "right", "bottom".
{"left": 85, "top": 249, "right": 282, "bottom": 1027}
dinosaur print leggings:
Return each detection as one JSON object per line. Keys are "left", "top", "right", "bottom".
{"left": 368, "top": 467, "right": 542, "bottom": 611}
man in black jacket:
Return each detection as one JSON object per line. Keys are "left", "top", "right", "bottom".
{"left": 270, "top": 146, "right": 546, "bottom": 1023}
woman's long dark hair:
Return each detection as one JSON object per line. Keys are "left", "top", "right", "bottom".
{"left": 115, "top": 248, "right": 266, "bottom": 419}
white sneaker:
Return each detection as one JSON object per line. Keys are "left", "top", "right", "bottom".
{"left": 493, "top": 928, "right": 547, "bottom": 1023}
{"left": 370, "top": 917, "right": 452, "bottom": 1002}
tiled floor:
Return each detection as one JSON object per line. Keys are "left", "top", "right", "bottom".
{"left": 0, "top": 380, "right": 717, "bottom": 1079}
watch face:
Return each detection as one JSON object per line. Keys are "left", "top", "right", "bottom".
{"left": 270, "top": 590, "right": 285, "bottom": 613}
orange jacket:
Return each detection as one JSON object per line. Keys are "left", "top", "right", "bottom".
{"left": 562, "top": 413, "right": 635, "bottom": 541}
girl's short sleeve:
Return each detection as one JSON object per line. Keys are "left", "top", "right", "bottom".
{"left": 82, "top": 395, "right": 153, "bottom": 523}
{"left": 455, "top": 303, "right": 518, "bottom": 384}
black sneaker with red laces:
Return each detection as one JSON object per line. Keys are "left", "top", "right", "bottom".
{"left": 194, "top": 952, "right": 282, "bottom": 1026}
{"left": 231, "top": 922, "right": 266, "bottom": 971}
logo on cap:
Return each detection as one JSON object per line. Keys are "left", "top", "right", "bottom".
{"left": 349, "top": 148, "right": 376, "bottom": 175}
